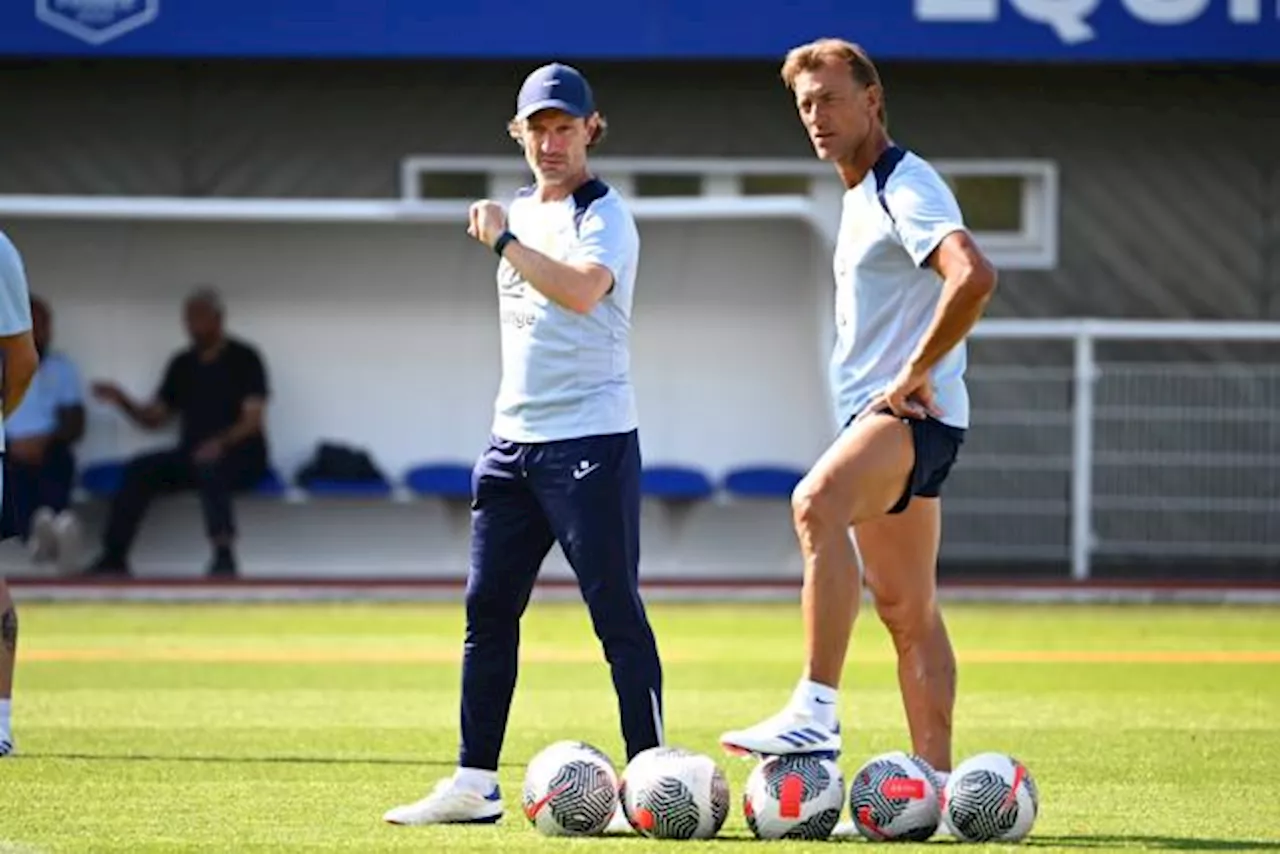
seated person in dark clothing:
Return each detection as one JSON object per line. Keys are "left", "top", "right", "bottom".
{"left": 84, "top": 287, "right": 270, "bottom": 578}
{"left": 4, "top": 296, "right": 86, "bottom": 572}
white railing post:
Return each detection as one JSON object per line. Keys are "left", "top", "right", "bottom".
{"left": 1070, "top": 329, "right": 1097, "bottom": 581}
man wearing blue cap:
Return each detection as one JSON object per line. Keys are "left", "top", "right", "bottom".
{"left": 384, "top": 62, "right": 664, "bottom": 829}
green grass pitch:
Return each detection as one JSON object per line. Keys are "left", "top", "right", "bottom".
{"left": 2, "top": 601, "right": 1278, "bottom": 852}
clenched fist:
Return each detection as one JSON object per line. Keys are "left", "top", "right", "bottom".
{"left": 467, "top": 200, "right": 508, "bottom": 249}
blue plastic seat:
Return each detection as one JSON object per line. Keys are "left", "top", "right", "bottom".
{"left": 81, "top": 460, "right": 289, "bottom": 498}
{"left": 299, "top": 478, "right": 393, "bottom": 498}
{"left": 404, "top": 462, "right": 474, "bottom": 499}
{"left": 254, "top": 468, "right": 288, "bottom": 497}
{"left": 641, "top": 465, "right": 715, "bottom": 500}
{"left": 722, "top": 465, "right": 806, "bottom": 499}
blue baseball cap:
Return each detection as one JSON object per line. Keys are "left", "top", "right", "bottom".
{"left": 515, "top": 62, "right": 596, "bottom": 120}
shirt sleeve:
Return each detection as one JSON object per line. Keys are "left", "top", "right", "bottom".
{"left": 568, "top": 197, "right": 640, "bottom": 294}
{"left": 0, "top": 235, "right": 33, "bottom": 336}
{"left": 240, "top": 346, "right": 268, "bottom": 399}
{"left": 156, "top": 355, "right": 184, "bottom": 409}
{"left": 53, "top": 356, "right": 84, "bottom": 406}
{"left": 882, "top": 165, "right": 968, "bottom": 269}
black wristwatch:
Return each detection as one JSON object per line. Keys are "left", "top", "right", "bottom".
{"left": 493, "top": 230, "right": 519, "bottom": 257}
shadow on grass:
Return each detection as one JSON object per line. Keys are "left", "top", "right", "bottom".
{"left": 1029, "top": 835, "right": 1279, "bottom": 851}
{"left": 18, "top": 752, "right": 525, "bottom": 769}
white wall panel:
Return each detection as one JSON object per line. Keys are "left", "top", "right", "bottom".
{"left": 3, "top": 217, "right": 833, "bottom": 483}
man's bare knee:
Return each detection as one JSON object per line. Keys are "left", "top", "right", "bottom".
{"left": 0, "top": 587, "right": 16, "bottom": 656}
{"left": 874, "top": 591, "right": 938, "bottom": 651}
{"left": 791, "top": 477, "right": 846, "bottom": 539}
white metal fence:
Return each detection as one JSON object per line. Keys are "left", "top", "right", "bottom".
{"left": 957, "top": 319, "right": 1280, "bottom": 580}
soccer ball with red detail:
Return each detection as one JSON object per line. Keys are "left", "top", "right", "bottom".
{"left": 742, "top": 754, "right": 845, "bottom": 840}
{"left": 521, "top": 740, "right": 619, "bottom": 837}
{"left": 848, "top": 750, "right": 942, "bottom": 842}
{"left": 619, "top": 746, "right": 730, "bottom": 840}
{"left": 943, "top": 752, "right": 1039, "bottom": 843}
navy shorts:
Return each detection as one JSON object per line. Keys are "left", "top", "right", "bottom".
{"left": 847, "top": 411, "right": 966, "bottom": 515}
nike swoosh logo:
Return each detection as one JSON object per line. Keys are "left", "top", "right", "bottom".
{"left": 572, "top": 464, "right": 601, "bottom": 480}
{"left": 814, "top": 698, "right": 835, "bottom": 705}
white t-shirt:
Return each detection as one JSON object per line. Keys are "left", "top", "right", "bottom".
{"left": 0, "top": 231, "right": 34, "bottom": 453}
{"left": 830, "top": 146, "right": 971, "bottom": 430}
{"left": 491, "top": 178, "right": 641, "bottom": 443}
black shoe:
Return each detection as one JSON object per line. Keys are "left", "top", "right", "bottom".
{"left": 82, "top": 554, "right": 130, "bottom": 578}
{"left": 208, "top": 549, "right": 237, "bottom": 579}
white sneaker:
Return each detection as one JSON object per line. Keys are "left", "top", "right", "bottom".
{"left": 0, "top": 736, "right": 14, "bottom": 758}
{"left": 383, "top": 778, "right": 503, "bottom": 826}
{"left": 833, "top": 814, "right": 950, "bottom": 841}
{"left": 28, "top": 507, "right": 56, "bottom": 563}
{"left": 831, "top": 819, "right": 859, "bottom": 839}
{"left": 937, "top": 772, "right": 955, "bottom": 837}
{"left": 604, "top": 804, "right": 633, "bottom": 835}
{"left": 52, "top": 511, "right": 83, "bottom": 576}
{"left": 719, "top": 707, "right": 841, "bottom": 758}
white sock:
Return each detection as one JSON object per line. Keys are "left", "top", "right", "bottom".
{"left": 0, "top": 699, "right": 11, "bottom": 738}
{"left": 453, "top": 766, "right": 499, "bottom": 795}
{"left": 937, "top": 772, "right": 954, "bottom": 834}
{"left": 790, "top": 678, "right": 839, "bottom": 729}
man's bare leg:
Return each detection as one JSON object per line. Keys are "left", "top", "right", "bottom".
{"left": 721, "top": 413, "right": 914, "bottom": 756}
{"left": 856, "top": 496, "right": 956, "bottom": 773}
{"left": 795, "top": 414, "right": 916, "bottom": 687}
{"left": 0, "top": 579, "right": 17, "bottom": 755}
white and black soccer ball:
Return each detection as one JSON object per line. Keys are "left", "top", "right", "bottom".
{"left": 943, "top": 752, "right": 1039, "bottom": 843}
{"left": 619, "top": 746, "right": 730, "bottom": 840}
{"left": 743, "top": 754, "right": 845, "bottom": 840}
{"left": 521, "top": 740, "right": 619, "bottom": 837}
{"left": 848, "top": 750, "right": 943, "bottom": 842}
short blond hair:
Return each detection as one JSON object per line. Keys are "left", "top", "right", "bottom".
{"left": 507, "top": 113, "right": 609, "bottom": 149}
{"left": 780, "top": 38, "right": 886, "bottom": 126}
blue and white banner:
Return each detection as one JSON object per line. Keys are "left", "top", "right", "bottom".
{"left": 2, "top": 1, "right": 1275, "bottom": 61}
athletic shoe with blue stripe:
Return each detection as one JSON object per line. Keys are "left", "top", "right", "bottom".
{"left": 0, "top": 737, "right": 14, "bottom": 758}
{"left": 719, "top": 708, "right": 841, "bottom": 759}
{"left": 382, "top": 778, "right": 503, "bottom": 826}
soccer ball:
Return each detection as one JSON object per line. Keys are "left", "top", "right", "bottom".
{"left": 521, "top": 740, "right": 619, "bottom": 836}
{"left": 742, "top": 754, "right": 845, "bottom": 840}
{"left": 943, "top": 752, "right": 1039, "bottom": 843}
{"left": 848, "top": 750, "right": 943, "bottom": 842}
{"left": 619, "top": 746, "right": 730, "bottom": 840}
